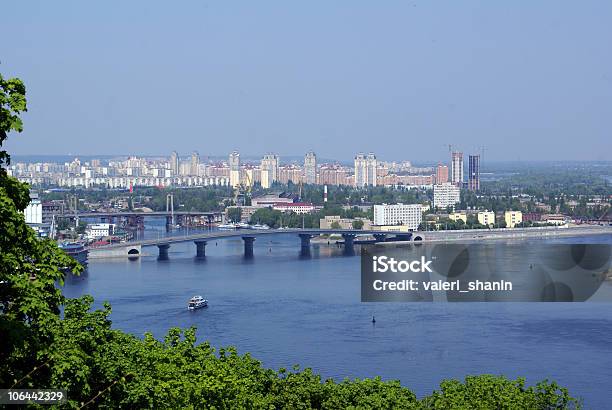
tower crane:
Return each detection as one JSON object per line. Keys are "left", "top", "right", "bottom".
{"left": 233, "top": 171, "right": 253, "bottom": 206}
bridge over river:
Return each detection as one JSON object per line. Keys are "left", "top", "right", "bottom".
{"left": 89, "top": 228, "right": 413, "bottom": 259}
{"left": 87, "top": 225, "right": 612, "bottom": 260}
{"left": 76, "top": 211, "right": 223, "bottom": 218}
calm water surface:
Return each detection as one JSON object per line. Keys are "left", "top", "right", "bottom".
{"left": 63, "top": 224, "right": 612, "bottom": 408}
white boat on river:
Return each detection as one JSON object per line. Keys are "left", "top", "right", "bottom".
{"left": 188, "top": 295, "right": 208, "bottom": 310}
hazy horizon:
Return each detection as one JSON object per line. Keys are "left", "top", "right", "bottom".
{"left": 2, "top": 1, "right": 611, "bottom": 162}
{"left": 9, "top": 153, "right": 612, "bottom": 168}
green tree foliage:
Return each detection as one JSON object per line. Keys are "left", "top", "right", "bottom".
{"left": 248, "top": 204, "right": 371, "bottom": 229}
{"left": 226, "top": 207, "right": 242, "bottom": 223}
{"left": 142, "top": 187, "right": 232, "bottom": 212}
{"left": 1, "top": 74, "right": 82, "bottom": 388}
{"left": 43, "top": 186, "right": 233, "bottom": 213}
{"left": 249, "top": 207, "right": 322, "bottom": 229}
{"left": 294, "top": 184, "right": 426, "bottom": 207}
{"left": 352, "top": 219, "right": 364, "bottom": 230}
{"left": 0, "top": 73, "right": 581, "bottom": 409}
{"left": 461, "top": 163, "right": 612, "bottom": 219}
{"left": 422, "top": 375, "right": 577, "bottom": 409}
{"left": 0, "top": 74, "right": 26, "bottom": 168}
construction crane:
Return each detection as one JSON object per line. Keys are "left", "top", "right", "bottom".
{"left": 166, "top": 193, "right": 175, "bottom": 226}
{"left": 233, "top": 171, "right": 253, "bottom": 206}
{"left": 297, "top": 180, "right": 304, "bottom": 202}
{"left": 243, "top": 172, "right": 253, "bottom": 202}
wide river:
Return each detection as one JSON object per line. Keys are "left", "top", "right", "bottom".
{"left": 63, "top": 221, "right": 612, "bottom": 408}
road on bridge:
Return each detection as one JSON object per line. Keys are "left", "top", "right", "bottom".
{"left": 96, "top": 228, "right": 407, "bottom": 249}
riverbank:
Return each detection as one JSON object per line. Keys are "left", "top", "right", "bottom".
{"left": 408, "top": 225, "right": 612, "bottom": 243}
{"left": 311, "top": 225, "right": 612, "bottom": 244}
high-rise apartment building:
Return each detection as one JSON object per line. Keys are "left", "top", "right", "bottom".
{"left": 468, "top": 154, "right": 480, "bottom": 191}
{"left": 304, "top": 151, "right": 317, "bottom": 184}
{"left": 436, "top": 164, "right": 449, "bottom": 184}
{"left": 190, "top": 151, "right": 200, "bottom": 176}
{"left": 354, "top": 154, "right": 366, "bottom": 187}
{"left": 260, "top": 154, "right": 279, "bottom": 189}
{"left": 261, "top": 168, "right": 270, "bottom": 188}
{"left": 433, "top": 183, "right": 461, "bottom": 210}
{"left": 229, "top": 151, "right": 241, "bottom": 188}
{"left": 354, "top": 152, "right": 377, "bottom": 187}
{"left": 319, "top": 165, "right": 349, "bottom": 186}
{"left": 278, "top": 165, "right": 302, "bottom": 185}
{"left": 366, "top": 153, "right": 377, "bottom": 187}
{"left": 451, "top": 151, "right": 463, "bottom": 186}
{"left": 170, "top": 151, "right": 179, "bottom": 175}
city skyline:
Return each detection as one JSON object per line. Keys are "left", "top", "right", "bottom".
{"left": 9, "top": 148, "right": 471, "bottom": 189}
{"left": 3, "top": 1, "right": 612, "bottom": 161}
{"left": 10, "top": 152, "right": 612, "bottom": 168}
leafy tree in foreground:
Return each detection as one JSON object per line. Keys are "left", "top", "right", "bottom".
{"left": 1, "top": 74, "right": 83, "bottom": 389}
{"left": 0, "top": 73, "right": 581, "bottom": 408}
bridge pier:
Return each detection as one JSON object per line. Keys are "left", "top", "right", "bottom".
{"left": 342, "top": 233, "right": 356, "bottom": 256}
{"left": 298, "top": 233, "right": 313, "bottom": 257}
{"left": 194, "top": 240, "right": 207, "bottom": 258}
{"left": 373, "top": 233, "right": 387, "bottom": 243}
{"left": 242, "top": 236, "right": 255, "bottom": 258}
{"left": 157, "top": 243, "right": 170, "bottom": 260}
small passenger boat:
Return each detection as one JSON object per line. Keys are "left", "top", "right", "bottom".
{"left": 188, "top": 295, "right": 208, "bottom": 310}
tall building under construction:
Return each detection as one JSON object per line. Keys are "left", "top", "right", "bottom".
{"left": 468, "top": 154, "right": 480, "bottom": 191}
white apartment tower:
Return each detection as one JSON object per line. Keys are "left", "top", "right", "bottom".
{"left": 261, "top": 154, "right": 280, "bottom": 189}
{"left": 170, "top": 151, "right": 179, "bottom": 175}
{"left": 304, "top": 151, "right": 317, "bottom": 184}
{"left": 229, "top": 151, "right": 241, "bottom": 188}
{"left": 354, "top": 154, "right": 366, "bottom": 187}
{"left": 190, "top": 151, "right": 200, "bottom": 176}
{"left": 354, "top": 152, "right": 377, "bottom": 188}
{"left": 366, "top": 153, "right": 377, "bottom": 187}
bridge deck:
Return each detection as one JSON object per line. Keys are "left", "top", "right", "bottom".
{"left": 96, "top": 229, "right": 409, "bottom": 248}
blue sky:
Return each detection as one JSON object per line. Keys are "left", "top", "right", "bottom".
{"left": 2, "top": 1, "right": 611, "bottom": 162}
